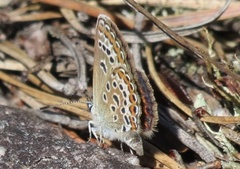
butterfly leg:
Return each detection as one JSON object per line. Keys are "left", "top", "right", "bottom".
{"left": 88, "top": 121, "right": 106, "bottom": 148}
{"left": 88, "top": 120, "right": 99, "bottom": 142}
{"left": 99, "top": 126, "right": 105, "bottom": 145}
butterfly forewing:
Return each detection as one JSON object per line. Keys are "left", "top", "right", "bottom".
{"left": 93, "top": 15, "right": 142, "bottom": 133}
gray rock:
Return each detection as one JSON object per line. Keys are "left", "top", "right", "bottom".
{"left": 0, "top": 106, "right": 145, "bottom": 169}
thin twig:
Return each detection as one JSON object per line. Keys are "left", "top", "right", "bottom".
{"left": 132, "top": 12, "right": 144, "bottom": 70}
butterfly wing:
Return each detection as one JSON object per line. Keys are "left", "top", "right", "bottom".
{"left": 92, "top": 15, "right": 144, "bottom": 155}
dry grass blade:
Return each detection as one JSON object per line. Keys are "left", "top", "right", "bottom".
{"left": 0, "top": 71, "right": 90, "bottom": 118}
{"left": 201, "top": 116, "right": 240, "bottom": 124}
{"left": 143, "top": 141, "right": 186, "bottom": 169}
{"left": 35, "top": 0, "right": 133, "bottom": 28}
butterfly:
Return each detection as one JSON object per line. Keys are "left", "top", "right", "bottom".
{"left": 88, "top": 14, "right": 158, "bottom": 156}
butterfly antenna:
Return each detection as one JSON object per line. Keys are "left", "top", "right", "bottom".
{"left": 39, "top": 99, "right": 91, "bottom": 111}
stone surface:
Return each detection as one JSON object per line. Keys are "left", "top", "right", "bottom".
{"left": 0, "top": 106, "right": 145, "bottom": 169}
